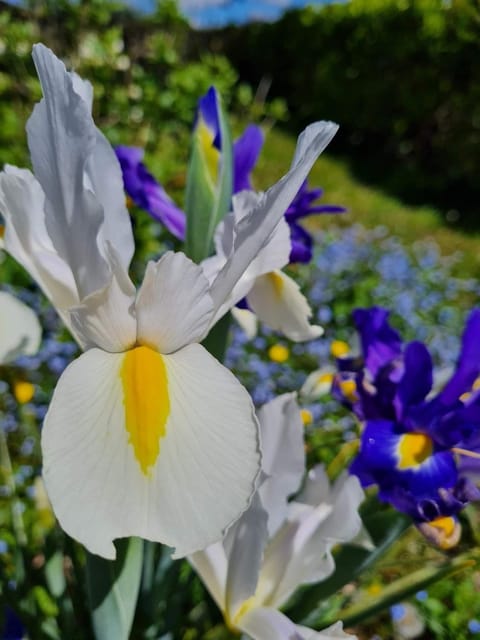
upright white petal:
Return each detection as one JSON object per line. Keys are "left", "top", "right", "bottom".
{"left": 223, "top": 492, "right": 269, "bottom": 622}
{"left": 247, "top": 270, "right": 324, "bottom": 342}
{"left": 231, "top": 307, "right": 258, "bottom": 339}
{"left": 189, "top": 544, "right": 228, "bottom": 613}
{"left": 42, "top": 344, "right": 260, "bottom": 559}
{"left": 28, "top": 44, "right": 109, "bottom": 298}
{"left": 0, "top": 291, "right": 41, "bottom": 364}
{"left": 209, "top": 122, "right": 338, "bottom": 314}
{"left": 136, "top": 252, "right": 215, "bottom": 354}
{"left": 257, "top": 394, "right": 305, "bottom": 536}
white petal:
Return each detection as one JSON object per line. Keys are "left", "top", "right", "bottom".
{"left": 136, "top": 251, "right": 214, "bottom": 354}
{"left": 240, "top": 608, "right": 353, "bottom": 640}
{"left": 85, "top": 129, "right": 135, "bottom": 272}
{"left": 247, "top": 270, "right": 323, "bottom": 342}
{"left": 0, "top": 291, "right": 41, "bottom": 363}
{"left": 28, "top": 44, "right": 109, "bottom": 298}
{"left": 205, "top": 193, "right": 291, "bottom": 325}
{"left": 42, "top": 344, "right": 260, "bottom": 559}
{"left": 0, "top": 167, "right": 85, "bottom": 342}
{"left": 209, "top": 122, "right": 338, "bottom": 314}
{"left": 69, "top": 246, "right": 136, "bottom": 352}
{"left": 257, "top": 469, "right": 364, "bottom": 608}
{"left": 223, "top": 491, "right": 269, "bottom": 621}
{"left": 189, "top": 544, "right": 228, "bottom": 613}
{"left": 231, "top": 308, "right": 258, "bottom": 339}
{"left": 257, "top": 394, "right": 305, "bottom": 536}
{"left": 300, "top": 367, "right": 335, "bottom": 401}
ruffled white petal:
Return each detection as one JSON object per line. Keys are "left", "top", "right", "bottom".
{"left": 28, "top": 44, "right": 108, "bottom": 299}
{"left": 255, "top": 468, "right": 364, "bottom": 609}
{"left": 209, "top": 122, "right": 338, "bottom": 315}
{"left": 257, "top": 394, "right": 305, "bottom": 536}
{"left": 42, "top": 344, "right": 260, "bottom": 559}
{"left": 0, "top": 291, "right": 41, "bottom": 364}
{"left": 69, "top": 247, "right": 136, "bottom": 352}
{"left": 136, "top": 251, "right": 215, "bottom": 354}
{"left": 247, "top": 270, "right": 323, "bottom": 342}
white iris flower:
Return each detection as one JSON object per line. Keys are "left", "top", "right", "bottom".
{"left": 0, "top": 44, "right": 337, "bottom": 559}
{"left": 190, "top": 394, "right": 364, "bottom": 639}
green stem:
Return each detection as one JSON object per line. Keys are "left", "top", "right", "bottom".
{"left": 316, "top": 548, "right": 480, "bottom": 629}
{"left": 0, "top": 424, "right": 27, "bottom": 546}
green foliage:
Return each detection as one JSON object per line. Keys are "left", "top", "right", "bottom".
{"left": 215, "top": 0, "right": 480, "bottom": 225}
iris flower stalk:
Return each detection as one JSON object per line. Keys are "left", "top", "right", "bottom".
{"left": 190, "top": 394, "right": 364, "bottom": 640}
{"left": 0, "top": 44, "right": 337, "bottom": 559}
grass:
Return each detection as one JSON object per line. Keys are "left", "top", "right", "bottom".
{"left": 255, "top": 127, "right": 480, "bottom": 279}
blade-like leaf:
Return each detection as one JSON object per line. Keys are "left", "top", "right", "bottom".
{"left": 86, "top": 537, "right": 143, "bottom": 640}
{"left": 185, "top": 92, "right": 233, "bottom": 263}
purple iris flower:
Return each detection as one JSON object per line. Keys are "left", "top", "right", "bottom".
{"left": 285, "top": 181, "right": 345, "bottom": 263}
{"left": 1, "top": 608, "right": 24, "bottom": 640}
{"left": 115, "top": 146, "right": 186, "bottom": 240}
{"left": 115, "top": 86, "right": 344, "bottom": 264}
{"left": 336, "top": 306, "right": 480, "bottom": 534}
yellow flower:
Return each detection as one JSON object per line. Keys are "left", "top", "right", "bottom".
{"left": 300, "top": 409, "right": 313, "bottom": 426}
{"left": 13, "top": 380, "right": 35, "bottom": 404}
{"left": 268, "top": 344, "right": 289, "bottom": 363}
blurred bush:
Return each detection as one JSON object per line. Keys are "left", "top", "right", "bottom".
{"left": 210, "top": 0, "right": 480, "bottom": 226}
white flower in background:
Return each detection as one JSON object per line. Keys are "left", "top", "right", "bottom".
{"left": 0, "top": 44, "right": 337, "bottom": 559}
{"left": 202, "top": 190, "right": 324, "bottom": 342}
{"left": 0, "top": 291, "right": 41, "bottom": 364}
{"left": 190, "top": 394, "right": 364, "bottom": 640}
{"left": 301, "top": 365, "right": 337, "bottom": 401}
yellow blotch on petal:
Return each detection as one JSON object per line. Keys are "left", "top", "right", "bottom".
{"left": 330, "top": 340, "right": 350, "bottom": 358}
{"left": 268, "top": 271, "right": 284, "bottom": 297}
{"left": 339, "top": 378, "right": 358, "bottom": 403}
{"left": 121, "top": 346, "right": 170, "bottom": 476}
{"left": 197, "top": 119, "right": 220, "bottom": 183}
{"left": 300, "top": 409, "right": 313, "bottom": 426}
{"left": 13, "top": 381, "right": 35, "bottom": 404}
{"left": 418, "top": 516, "right": 461, "bottom": 550}
{"left": 268, "top": 344, "right": 289, "bottom": 363}
{"left": 397, "top": 433, "right": 433, "bottom": 470}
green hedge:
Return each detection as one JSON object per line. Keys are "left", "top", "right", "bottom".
{"left": 211, "top": 0, "right": 480, "bottom": 225}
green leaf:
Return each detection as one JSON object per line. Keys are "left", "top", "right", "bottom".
{"left": 285, "top": 505, "right": 411, "bottom": 622}
{"left": 184, "top": 91, "right": 233, "bottom": 263}
{"left": 86, "top": 537, "right": 143, "bottom": 640}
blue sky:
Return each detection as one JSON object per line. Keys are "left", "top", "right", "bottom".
{"left": 128, "top": 0, "right": 339, "bottom": 29}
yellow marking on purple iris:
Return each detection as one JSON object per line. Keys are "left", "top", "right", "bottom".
{"left": 197, "top": 119, "right": 220, "bottom": 183}
{"left": 396, "top": 433, "right": 433, "bottom": 470}
{"left": 424, "top": 516, "right": 460, "bottom": 550}
{"left": 339, "top": 378, "right": 358, "bottom": 403}
{"left": 121, "top": 346, "right": 170, "bottom": 476}
{"left": 330, "top": 340, "right": 350, "bottom": 358}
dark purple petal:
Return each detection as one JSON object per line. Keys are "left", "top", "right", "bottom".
{"left": 395, "top": 341, "right": 433, "bottom": 417}
{"left": 114, "top": 145, "right": 186, "bottom": 240}
{"left": 233, "top": 124, "right": 264, "bottom": 193}
{"left": 439, "top": 308, "right": 480, "bottom": 405}
{"left": 196, "top": 86, "right": 221, "bottom": 149}
{"left": 352, "top": 307, "right": 403, "bottom": 378}
{"left": 2, "top": 608, "right": 24, "bottom": 640}
{"left": 288, "top": 221, "right": 313, "bottom": 264}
